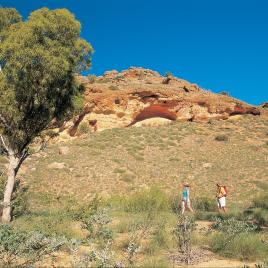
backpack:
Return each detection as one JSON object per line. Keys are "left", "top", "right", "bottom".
{"left": 223, "top": 186, "right": 228, "bottom": 197}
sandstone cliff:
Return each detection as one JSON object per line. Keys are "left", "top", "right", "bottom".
{"left": 60, "top": 67, "right": 262, "bottom": 136}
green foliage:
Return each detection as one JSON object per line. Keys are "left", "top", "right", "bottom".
{"left": 164, "top": 71, "right": 173, "bottom": 77}
{"left": 219, "top": 91, "right": 230, "bottom": 96}
{"left": 122, "top": 187, "right": 170, "bottom": 213}
{"left": 253, "top": 194, "right": 268, "bottom": 209}
{"left": 195, "top": 197, "right": 217, "bottom": 212}
{"left": 67, "top": 196, "right": 113, "bottom": 241}
{"left": 77, "top": 121, "right": 89, "bottom": 135}
{"left": 0, "top": 7, "right": 93, "bottom": 155}
{"left": 209, "top": 232, "right": 268, "bottom": 261}
{"left": 87, "top": 74, "right": 97, "bottom": 84}
{"left": 250, "top": 208, "right": 268, "bottom": 227}
{"left": 108, "top": 85, "right": 120, "bottom": 91}
{"left": 0, "top": 224, "right": 67, "bottom": 265}
{"left": 173, "top": 215, "right": 196, "bottom": 253}
{"left": 208, "top": 217, "right": 266, "bottom": 261}
{"left": 215, "top": 134, "right": 229, "bottom": 141}
{"left": 71, "top": 92, "right": 85, "bottom": 116}
{"left": 212, "top": 217, "right": 257, "bottom": 234}
{"left": 0, "top": 8, "right": 21, "bottom": 32}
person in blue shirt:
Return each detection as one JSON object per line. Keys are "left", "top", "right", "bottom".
{"left": 181, "top": 183, "right": 193, "bottom": 214}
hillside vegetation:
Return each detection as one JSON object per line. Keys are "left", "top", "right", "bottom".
{"left": 1, "top": 114, "right": 268, "bottom": 267}
{"left": 18, "top": 114, "right": 268, "bottom": 209}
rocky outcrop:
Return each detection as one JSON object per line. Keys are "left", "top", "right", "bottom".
{"left": 63, "top": 67, "right": 261, "bottom": 135}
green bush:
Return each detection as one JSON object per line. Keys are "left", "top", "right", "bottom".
{"left": 219, "top": 91, "right": 230, "bottom": 96}
{"left": 0, "top": 224, "right": 67, "bottom": 265}
{"left": 170, "top": 195, "right": 181, "bottom": 214}
{"left": 87, "top": 74, "right": 97, "bottom": 84}
{"left": 253, "top": 194, "right": 268, "bottom": 209}
{"left": 67, "top": 196, "right": 113, "bottom": 241}
{"left": 215, "top": 135, "right": 228, "bottom": 141}
{"left": 77, "top": 122, "right": 90, "bottom": 135}
{"left": 195, "top": 197, "right": 217, "bottom": 212}
{"left": 245, "top": 208, "right": 268, "bottom": 227}
{"left": 123, "top": 187, "right": 170, "bottom": 213}
{"left": 209, "top": 232, "right": 268, "bottom": 261}
{"left": 109, "top": 85, "right": 119, "bottom": 91}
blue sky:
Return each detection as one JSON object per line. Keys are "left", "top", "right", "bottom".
{"left": 1, "top": 0, "right": 268, "bottom": 105}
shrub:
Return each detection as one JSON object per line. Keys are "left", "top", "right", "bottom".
{"left": 87, "top": 74, "right": 97, "bottom": 84}
{"left": 164, "top": 71, "right": 173, "bottom": 77}
{"left": 77, "top": 122, "right": 90, "bottom": 135}
{"left": 208, "top": 217, "right": 266, "bottom": 261}
{"left": 245, "top": 208, "right": 268, "bottom": 227}
{"left": 253, "top": 194, "right": 268, "bottom": 209}
{"left": 219, "top": 91, "right": 230, "bottom": 96}
{"left": 195, "top": 197, "right": 217, "bottom": 212}
{"left": 212, "top": 217, "right": 257, "bottom": 234}
{"left": 209, "top": 232, "right": 268, "bottom": 261}
{"left": 108, "top": 85, "right": 119, "bottom": 91}
{"left": 215, "top": 135, "right": 228, "bottom": 141}
{"left": 0, "top": 224, "right": 67, "bottom": 265}
{"left": 67, "top": 196, "right": 113, "bottom": 241}
{"left": 123, "top": 187, "right": 170, "bottom": 213}
{"left": 170, "top": 194, "right": 181, "bottom": 214}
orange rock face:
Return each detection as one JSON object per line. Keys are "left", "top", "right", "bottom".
{"left": 66, "top": 67, "right": 261, "bottom": 135}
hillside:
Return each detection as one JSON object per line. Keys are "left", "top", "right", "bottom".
{"left": 15, "top": 114, "right": 268, "bottom": 209}
{"left": 0, "top": 68, "right": 268, "bottom": 267}
{"left": 59, "top": 67, "right": 263, "bottom": 137}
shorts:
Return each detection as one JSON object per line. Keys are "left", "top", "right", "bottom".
{"left": 217, "top": 197, "right": 226, "bottom": 208}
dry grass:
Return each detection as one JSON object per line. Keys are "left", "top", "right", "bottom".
{"left": 14, "top": 115, "right": 267, "bottom": 212}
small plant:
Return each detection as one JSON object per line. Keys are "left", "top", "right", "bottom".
{"left": 195, "top": 197, "right": 217, "bottom": 212}
{"left": 108, "top": 85, "right": 119, "bottom": 91}
{"left": 0, "top": 225, "right": 67, "bottom": 266}
{"left": 87, "top": 74, "right": 97, "bottom": 84}
{"left": 68, "top": 196, "right": 113, "bottom": 242}
{"left": 164, "top": 71, "right": 173, "bottom": 77}
{"left": 77, "top": 122, "right": 90, "bottom": 135}
{"left": 123, "top": 187, "right": 170, "bottom": 213}
{"left": 253, "top": 194, "right": 268, "bottom": 209}
{"left": 172, "top": 215, "right": 196, "bottom": 264}
{"left": 219, "top": 91, "right": 230, "bottom": 96}
{"left": 215, "top": 134, "right": 228, "bottom": 141}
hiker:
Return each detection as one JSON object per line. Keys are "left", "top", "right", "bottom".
{"left": 216, "top": 183, "right": 227, "bottom": 212}
{"left": 181, "top": 183, "right": 193, "bottom": 214}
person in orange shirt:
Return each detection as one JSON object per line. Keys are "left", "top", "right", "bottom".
{"left": 216, "top": 183, "right": 227, "bottom": 212}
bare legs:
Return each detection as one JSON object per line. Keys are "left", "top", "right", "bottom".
{"left": 181, "top": 200, "right": 193, "bottom": 214}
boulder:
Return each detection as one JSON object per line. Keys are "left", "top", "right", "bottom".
{"left": 48, "top": 162, "right": 65, "bottom": 170}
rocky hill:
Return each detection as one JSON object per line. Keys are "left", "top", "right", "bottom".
{"left": 59, "top": 67, "right": 265, "bottom": 137}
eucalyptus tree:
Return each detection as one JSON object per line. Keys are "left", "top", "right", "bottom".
{"left": 0, "top": 7, "right": 93, "bottom": 222}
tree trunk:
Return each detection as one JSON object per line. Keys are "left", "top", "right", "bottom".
{"left": 1, "top": 153, "right": 19, "bottom": 223}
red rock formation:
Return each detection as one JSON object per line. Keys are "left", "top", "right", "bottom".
{"left": 63, "top": 67, "right": 263, "bottom": 135}
{"left": 129, "top": 105, "right": 177, "bottom": 126}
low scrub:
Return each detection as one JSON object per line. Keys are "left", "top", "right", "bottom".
{"left": 209, "top": 232, "right": 268, "bottom": 261}
{"left": 0, "top": 224, "right": 68, "bottom": 266}
{"left": 208, "top": 218, "right": 267, "bottom": 261}
{"left": 253, "top": 194, "right": 268, "bottom": 209}
{"left": 194, "top": 197, "right": 217, "bottom": 212}
{"left": 122, "top": 187, "right": 170, "bottom": 213}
